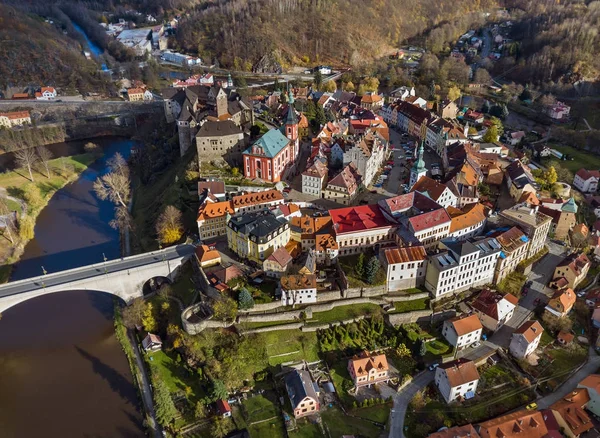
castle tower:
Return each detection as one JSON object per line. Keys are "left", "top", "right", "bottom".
{"left": 409, "top": 141, "right": 427, "bottom": 189}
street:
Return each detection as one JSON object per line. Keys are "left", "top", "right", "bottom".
{"left": 389, "top": 371, "right": 434, "bottom": 438}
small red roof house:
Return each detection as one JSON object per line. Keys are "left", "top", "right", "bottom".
{"left": 557, "top": 331, "right": 575, "bottom": 346}
{"left": 142, "top": 333, "right": 163, "bottom": 352}
{"left": 195, "top": 245, "right": 221, "bottom": 268}
{"left": 216, "top": 399, "right": 232, "bottom": 418}
{"left": 213, "top": 264, "right": 244, "bottom": 284}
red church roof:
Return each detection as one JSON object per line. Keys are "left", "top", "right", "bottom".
{"left": 329, "top": 204, "right": 392, "bottom": 234}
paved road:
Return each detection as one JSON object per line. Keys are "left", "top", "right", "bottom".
{"left": 389, "top": 371, "right": 434, "bottom": 438}
{"left": 128, "top": 330, "right": 163, "bottom": 438}
{"left": 537, "top": 346, "right": 600, "bottom": 409}
{"left": 0, "top": 244, "right": 195, "bottom": 298}
{"left": 481, "top": 28, "right": 493, "bottom": 60}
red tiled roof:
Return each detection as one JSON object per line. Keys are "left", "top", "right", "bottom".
{"left": 576, "top": 169, "right": 600, "bottom": 180}
{"left": 472, "top": 289, "right": 518, "bottom": 319}
{"left": 514, "top": 320, "right": 544, "bottom": 343}
{"left": 408, "top": 208, "right": 451, "bottom": 232}
{"left": 265, "top": 247, "right": 292, "bottom": 268}
{"left": 216, "top": 399, "right": 231, "bottom": 414}
{"left": 383, "top": 245, "right": 427, "bottom": 264}
{"left": 329, "top": 204, "right": 392, "bottom": 234}
{"left": 232, "top": 189, "right": 284, "bottom": 208}
{"left": 381, "top": 191, "right": 442, "bottom": 214}
{"left": 0, "top": 111, "right": 30, "bottom": 120}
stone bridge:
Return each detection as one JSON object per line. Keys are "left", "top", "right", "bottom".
{"left": 0, "top": 244, "right": 195, "bottom": 313}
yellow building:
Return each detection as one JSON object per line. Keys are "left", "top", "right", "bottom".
{"left": 196, "top": 201, "right": 235, "bottom": 240}
{"left": 127, "top": 87, "right": 145, "bottom": 101}
{"left": 227, "top": 211, "right": 290, "bottom": 262}
{"left": 0, "top": 110, "right": 31, "bottom": 128}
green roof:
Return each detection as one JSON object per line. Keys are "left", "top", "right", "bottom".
{"left": 412, "top": 142, "right": 426, "bottom": 172}
{"left": 561, "top": 197, "right": 578, "bottom": 213}
{"left": 243, "top": 129, "right": 290, "bottom": 158}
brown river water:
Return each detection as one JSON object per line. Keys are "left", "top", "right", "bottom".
{"left": 0, "top": 138, "right": 145, "bottom": 437}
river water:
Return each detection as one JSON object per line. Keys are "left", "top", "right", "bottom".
{"left": 0, "top": 138, "right": 145, "bottom": 437}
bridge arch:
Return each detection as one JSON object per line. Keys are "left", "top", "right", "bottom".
{"left": 142, "top": 276, "right": 172, "bottom": 296}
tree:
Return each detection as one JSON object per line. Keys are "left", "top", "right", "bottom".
{"left": 447, "top": 86, "right": 461, "bottom": 102}
{"left": 122, "top": 298, "right": 147, "bottom": 329}
{"left": 212, "top": 297, "right": 238, "bottom": 321}
{"left": 142, "top": 301, "right": 157, "bottom": 332}
{"left": 18, "top": 215, "right": 35, "bottom": 240}
{"left": 323, "top": 80, "right": 337, "bottom": 92}
{"left": 483, "top": 125, "right": 499, "bottom": 143}
{"left": 14, "top": 147, "right": 38, "bottom": 182}
{"left": 37, "top": 147, "right": 53, "bottom": 178}
{"left": 94, "top": 172, "right": 130, "bottom": 209}
{"left": 478, "top": 183, "right": 491, "bottom": 197}
{"left": 210, "top": 379, "right": 229, "bottom": 401}
{"left": 396, "top": 343, "right": 411, "bottom": 357}
{"left": 364, "top": 256, "right": 381, "bottom": 284}
{"left": 21, "top": 184, "right": 44, "bottom": 211}
{"left": 231, "top": 167, "right": 240, "bottom": 177}
{"left": 474, "top": 68, "right": 492, "bottom": 85}
{"left": 355, "top": 253, "right": 366, "bottom": 278}
{"left": 84, "top": 142, "right": 100, "bottom": 155}
{"left": 156, "top": 205, "right": 184, "bottom": 245}
{"left": 519, "top": 87, "right": 533, "bottom": 102}
{"left": 238, "top": 288, "right": 254, "bottom": 309}
{"left": 210, "top": 417, "right": 229, "bottom": 438}
{"left": 0, "top": 197, "right": 17, "bottom": 244}
{"left": 419, "top": 341, "right": 427, "bottom": 356}
{"left": 107, "top": 153, "right": 129, "bottom": 179}
{"left": 194, "top": 401, "right": 207, "bottom": 419}
{"left": 315, "top": 103, "right": 326, "bottom": 128}
{"left": 313, "top": 70, "right": 323, "bottom": 91}
{"left": 482, "top": 100, "right": 491, "bottom": 114}
{"left": 544, "top": 166, "right": 558, "bottom": 187}
{"left": 110, "top": 206, "right": 134, "bottom": 234}
{"left": 153, "top": 373, "right": 178, "bottom": 427}
{"left": 344, "top": 81, "right": 355, "bottom": 91}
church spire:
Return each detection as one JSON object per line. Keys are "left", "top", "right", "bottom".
{"left": 287, "top": 83, "right": 295, "bottom": 105}
{"left": 227, "top": 72, "right": 233, "bottom": 88}
{"left": 285, "top": 83, "right": 298, "bottom": 125}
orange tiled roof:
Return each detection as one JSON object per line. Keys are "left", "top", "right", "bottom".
{"left": 315, "top": 233, "right": 339, "bottom": 251}
{"left": 448, "top": 314, "right": 483, "bottom": 336}
{"left": 449, "top": 203, "right": 487, "bottom": 233}
{"left": 232, "top": 189, "right": 284, "bottom": 208}
{"left": 514, "top": 320, "right": 543, "bottom": 343}
{"left": 382, "top": 245, "right": 427, "bottom": 264}
{"left": 438, "top": 358, "right": 479, "bottom": 387}
{"left": 478, "top": 410, "right": 548, "bottom": 438}
{"left": 195, "top": 245, "right": 221, "bottom": 263}
{"left": 127, "top": 87, "right": 145, "bottom": 95}
{"left": 551, "top": 389, "right": 592, "bottom": 436}
{"left": 349, "top": 351, "right": 389, "bottom": 377}
{"left": 197, "top": 200, "right": 234, "bottom": 221}
{"left": 548, "top": 288, "right": 576, "bottom": 314}
{"left": 280, "top": 274, "right": 317, "bottom": 290}
{"left": 0, "top": 110, "right": 30, "bottom": 120}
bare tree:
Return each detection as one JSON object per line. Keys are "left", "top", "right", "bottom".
{"left": 109, "top": 206, "right": 134, "bottom": 233}
{"left": 94, "top": 172, "right": 131, "bottom": 209}
{"left": 107, "top": 152, "right": 129, "bottom": 178}
{"left": 0, "top": 197, "right": 17, "bottom": 244}
{"left": 37, "top": 147, "right": 53, "bottom": 178}
{"left": 14, "top": 148, "right": 38, "bottom": 182}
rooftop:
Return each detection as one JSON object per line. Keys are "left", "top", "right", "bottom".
{"left": 513, "top": 320, "right": 544, "bottom": 343}
{"left": 438, "top": 358, "right": 479, "bottom": 387}
{"left": 280, "top": 274, "right": 317, "bottom": 290}
{"left": 382, "top": 245, "right": 427, "bottom": 264}
{"left": 349, "top": 351, "right": 389, "bottom": 377}
{"left": 232, "top": 189, "right": 284, "bottom": 208}
{"left": 447, "top": 314, "right": 483, "bottom": 336}
{"left": 330, "top": 204, "right": 392, "bottom": 234}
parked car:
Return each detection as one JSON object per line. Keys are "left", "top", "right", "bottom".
{"left": 283, "top": 187, "right": 292, "bottom": 193}
{"left": 526, "top": 403, "right": 538, "bottom": 411}
{"left": 471, "top": 341, "right": 481, "bottom": 348}
{"left": 374, "top": 183, "right": 383, "bottom": 188}
{"left": 429, "top": 363, "right": 440, "bottom": 371}
{"left": 534, "top": 298, "right": 542, "bottom": 305}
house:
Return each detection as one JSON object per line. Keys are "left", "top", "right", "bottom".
{"left": 196, "top": 120, "right": 246, "bottom": 166}
{"left": 424, "top": 237, "right": 502, "bottom": 298}
{"left": 499, "top": 204, "right": 552, "bottom": 258}
{"left": 557, "top": 331, "right": 574, "bottom": 346}
{"left": 315, "top": 233, "right": 339, "bottom": 265}
{"left": 571, "top": 223, "right": 589, "bottom": 247}
{"left": 573, "top": 169, "right": 600, "bottom": 194}
{"left": 494, "top": 227, "right": 530, "bottom": 283}
{"left": 243, "top": 129, "right": 294, "bottom": 183}
{"left": 442, "top": 314, "right": 483, "bottom": 350}
{"left": 227, "top": 211, "right": 290, "bottom": 262}
{"left": 509, "top": 320, "right": 543, "bottom": 359}
{"left": 380, "top": 245, "right": 427, "bottom": 291}
{"left": 342, "top": 130, "right": 387, "bottom": 187}
{"left": 439, "top": 100, "right": 459, "bottom": 119}
{"left": 429, "top": 425, "right": 480, "bottom": 438}
{"left": 232, "top": 189, "right": 285, "bottom": 214}
{"left": 329, "top": 204, "right": 395, "bottom": 256}
{"left": 361, "top": 93, "right": 384, "bottom": 110}
{"left": 213, "top": 264, "right": 244, "bottom": 284}
{"left": 347, "top": 351, "right": 390, "bottom": 388}
{"left": 35, "top": 86, "right": 57, "bottom": 100}
{"left": 289, "top": 215, "right": 333, "bottom": 250}
{"left": 0, "top": 111, "right": 31, "bottom": 128}
{"left": 471, "top": 289, "right": 518, "bottom": 332}
{"left": 323, "top": 163, "right": 361, "bottom": 205}
{"left": 477, "top": 410, "right": 548, "bottom": 438}
{"left": 196, "top": 200, "right": 235, "bottom": 240}
{"left": 550, "top": 389, "right": 593, "bottom": 437}
{"left": 216, "top": 399, "right": 232, "bottom": 418}
{"left": 141, "top": 333, "right": 163, "bottom": 352}
{"left": 198, "top": 180, "right": 226, "bottom": 201}
{"left": 505, "top": 131, "right": 525, "bottom": 146}
{"left": 127, "top": 88, "right": 145, "bottom": 101}
{"left": 547, "top": 101, "right": 570, "bottom": 120}
{"left": 545, "top": 288, "right": 576, "bottom": 319}
{"left": 284, "top": 370, "right": 320, "bottom": 418}
{"left": 505, "top": 160, "right": 538, "bottom": 202}
{"left": 195, "top": 245, "right": 221, "bottom": 268}
{"left": 298, "top": 113, "right": 309, "bottom": 139}
{"left": 280, "top": 274, "right": 317, "bottom": 305}
{"left": 578, "top": 375, "right": 600, "bottom": 418}
{"left": 539, "top": 197, "right": 578, "bottom": 240}
{"left": 447, "top": 203, "right": 487, "bottom": 241}
{"left": 411, "top": 176, "right": 458, "bottom": 208}
{"left": 434, "top": 358, "right": 480, "bottom": 403}
{"left": 302, "top": 160, "right": 328, "bottom": 197}
{"left": 263, "top": 247, "right": 293, "bottom": 278}
{"left": 551, "top": 253, "right": 591, "bottom": 290}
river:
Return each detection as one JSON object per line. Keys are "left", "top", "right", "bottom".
{"left": 0, "top": 138, "right": 145, "bottom": 437}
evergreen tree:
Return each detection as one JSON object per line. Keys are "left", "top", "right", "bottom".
{"left": 153, "top": 374, "right": 178, "bottom": 427}
{"left": 419, "top": 341, "right": 427, "bottom": 356}
{"left": 365, "top": 256, "right": 381, "bottom": 284}
{"left": 314, "top": 70, "right": 323, "bottom": 90}
{"left": 210, "top": 379, "right": 229, "bottom": 402}
{"left": 481, "top": 100, "right": 491, "bottom": 114}
{"left": 355, "top": 253, "right": 366, "bottom": 278}
{"left": 238, "top": 288, "right": 254, "bottom": 309}
{"left": 315, "top": 103, "right": 326, "bottom": 128}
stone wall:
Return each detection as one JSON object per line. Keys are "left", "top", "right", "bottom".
{"left": 386, "top": 310, "right": 433, "bottom": 325}
{"left": 242, "top": 322, "right": 304, "bottom": 335}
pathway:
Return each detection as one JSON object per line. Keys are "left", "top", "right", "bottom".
{"left": 389, "top": 371, "right": 434, "bottom": 438}
{"left": 128, "top": 330, "right": 163, "bottom": 438}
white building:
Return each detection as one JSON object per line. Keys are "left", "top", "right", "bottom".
{"left": 447, "top": 203, "right": 487, "bottom": 241}
{"left": 0, "top": 111, "right": 31, "bottom": 128}
{"left": 342, "top": 131, "right": 387, "bottom": 187}
{"left": 494, "top": 227, "right": 530, "bottom": 283}
{"left": 509, "top": 320, "right": 543, "bottom": 359}
{"left": 471, "top": 289, "right": 518, "bottom": 332}
{"left": 574, "top": 169, "right": 600, "bottom": 194}
{"left": 499, "top": 204, "right": 553, "bottom": 259}
{"left": 302, "top": 160, "right": 328, "bottom": 198}
{"left": 578, "top": 375, "right": 600, "bottom": 418}
{"left": 411, "top": 176, "right": 458, "bottom": 208}
{"left": 380, "top": 245, "right": 427, "bottom": 292}
{"left": 35, "top": 86, "right": 57, "bottom": 100}
{"left": 442, "top": 314, "right": 483, "bottom": 350}
{"left": 424, "top": 237, "right": 502, "bottom": 298}
{"left": 434, "top": 358, "right": 480, "bottom": 403}
{"left": 280, "top": 274, "right": 317, "bottom": 306}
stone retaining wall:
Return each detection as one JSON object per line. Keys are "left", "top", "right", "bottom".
{"left": 386, "top": 310, "right": 433, "bottom": 325}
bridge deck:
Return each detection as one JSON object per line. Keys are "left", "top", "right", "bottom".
{"left": 0, "top": 245, "right": 195, "bottom": 299}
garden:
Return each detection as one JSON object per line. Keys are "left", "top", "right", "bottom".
{"left": 338, "top": 253, "right": 386, "bottom": 288}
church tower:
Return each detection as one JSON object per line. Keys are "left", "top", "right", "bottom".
{"left": 284, "top": 84, "right": 299, "bottom": 159}
{"left": 227, "top": 72, "right": 234, "bottom": 89}
{"left": 409, "top": 141, "right": 427, "bottom": 189}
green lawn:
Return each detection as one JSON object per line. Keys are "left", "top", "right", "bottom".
{"left": 2, "top": 198, "right": 21, "bottom": 212}
{"left": 257, "top": 330, "right": 320, "bottom": 365}
{"left": 390, "top": 298, "right": 429, "bottom": 313}
{"left": 545, "top": 145, "right": 600, "bottom": 173}
{"left": 241, "top": 393, "right": 287, "bottom": 438}
{"left": 289, "top": 419, "right": 323, "bottom": 438}
{"left": 238, "top": 320, "right": 297, "bottom": 330}
{"left": 147, "top": 350, "right": 206, "bottom": 402}
{"left": 425, "top": 339, "right": 451, "bottom": 356}
{"left": 497, "top": 272, "right": 526, "bottom": 298}
{"left": 352, "top": 404, "right": 392, "bottom": 424}
{"left": 307, "top": 303, "right": 383, "bottom": 325}
{"left": 328, "top": 362, "right": 355, "bottom": 407}
{"left": 170, "top": 262, "right": 197, "bottom": 306}
{"left": 321, "top": 406, "right": 385, "bottom": 438}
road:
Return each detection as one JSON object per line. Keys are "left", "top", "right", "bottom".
{"left": 129, "top": 330, "right": 163, "bottom": 438}
{"left": 389, "top": 371, "right": 434, "bottom": 438}
{"left": 481, "top": 28, "right": 493, "bottom": 60}
{"left": 0, "top": 244, "right": 195, "bottom": 298}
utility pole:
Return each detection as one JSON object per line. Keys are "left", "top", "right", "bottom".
{"left": 103, "top": 253, "right": 108, "bottom": 274}
{"left": 41, "top": 266, "right": 47, "bottom": 289}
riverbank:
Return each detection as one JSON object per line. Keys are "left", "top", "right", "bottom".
{"left": 0, "top": 152, "right": 98, "bottom": 282}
